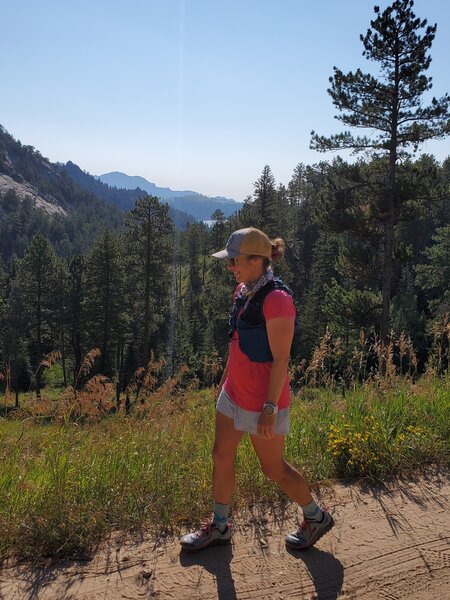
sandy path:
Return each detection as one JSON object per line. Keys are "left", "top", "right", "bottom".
{"left": 1, "top": 472, "right": 449, "bottom": 599}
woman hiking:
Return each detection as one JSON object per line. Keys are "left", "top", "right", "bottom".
{"left": 180, "top": 227, "right": 334, "bottom": 551}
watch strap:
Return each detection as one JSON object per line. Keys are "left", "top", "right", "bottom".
{"left": 263, "top": 402, "right": 278, "bottom": 415}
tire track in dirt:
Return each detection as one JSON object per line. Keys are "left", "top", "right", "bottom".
{"left": 1, "top": 473, "right": 449, "bottom": 600}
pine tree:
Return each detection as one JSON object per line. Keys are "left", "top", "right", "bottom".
{"left": 395, "top": 155, "right": 445, "bottom": 265}
{"left": 210, "top": 209, "right": 227, "bottom": 253}
{"left": 84, "top": 230, "right": 125, "bottom": 377}
{"left": 204, "top": 225, "right": 234, "bottom": 361}
{"left": 2, "top": 282, "right": 30, "bottom": 405}
{"left": 124, "top": 196, "right": 173, "bottom": 368}
{"left": 15, "top": 234, "right": 58, "bottom": 398}
{"left": 323, "top": 279, "right": 381, "bottom": 343}
{"left": 68, "top": 255, "right": 85, "bottom": 385}
{"left": 391, "top": 267, "right": 424, "bottom": 346}
{"left": 311, "top": 0, "right": 450, "bottom": 342}
{"left": 416, "top": 225, "right": 450, "bottom": 317}
{"left": 0, "top": 258, "right": 5, "bottom": 326}
{"left": 0, "top": 260, "right": 7, "bottom": 389}
{"left": 286, "top": 163, "right": 325, "bottom": 304}
{"left": 50, "top": 258, "right": 70, "bottom": 387}
{"left": 299, "top": 231, "right": 339, "bottom": 358}
{"left": 178, "top": 222, "right": 212, "bottom": 372}
{"left": 275, "top": 183, "right": 291, "bottom": 240}
{"left": 253, "top": 165, "right": 278, "bottom": 235}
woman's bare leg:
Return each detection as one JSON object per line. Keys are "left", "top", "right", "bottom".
{"left": 249, "top": 433, "right": 313, "bottom": 505}
{"left": 212, "top": 411, "right": 244, "bottom": 503}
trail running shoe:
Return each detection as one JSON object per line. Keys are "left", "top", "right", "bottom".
{"left": 180, "top": 521, "right": 232, "bottom": 552}
{"left": 285, "top": 510, "right": 334, "bottom": 550}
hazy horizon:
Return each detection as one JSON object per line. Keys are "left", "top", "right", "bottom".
{"left": 1, "top": 0, "right": 449, "bottom": 200}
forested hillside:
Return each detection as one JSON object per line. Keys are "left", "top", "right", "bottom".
{"left": 0, "top": 126, "right": 123, "bottom": 262}
{"left": 0, "top": 153, "right": 449, "bottom": 404}
{"left": 0, "top": 0, "right": 449, "bottom": 406}
{"left": 0, "top": 127, "right": 196, "bottom": 263}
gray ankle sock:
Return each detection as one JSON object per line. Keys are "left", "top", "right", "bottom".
{"left": 213, "top": 501, "right": 229, "bottom": 532}
{"left": 301, "top": 499, "right": 324, "bottom": 522}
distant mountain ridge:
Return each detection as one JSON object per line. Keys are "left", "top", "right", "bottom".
{"left": 98, "top": 172, "right": 197, "bottom": 199}
{"left": 63, "top": 162, "right": 195, "bottom": 229}
{"left": 98, "top": 171, "right": 244, "bottom": 221}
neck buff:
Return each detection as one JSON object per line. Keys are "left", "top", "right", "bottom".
{"left": 238, "top": 268, "right": 274, "bottom": 310}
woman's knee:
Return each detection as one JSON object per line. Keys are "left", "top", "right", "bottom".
{"left": 212, "top": 443, "right": 236, "bottom": 467}
{"left": 260, "top": 459, "right": 290, "bottom": 482}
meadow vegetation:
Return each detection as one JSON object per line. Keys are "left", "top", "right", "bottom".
{"left": 1, "top": 0, "right": 449, "bottom": 567}
{"left": 0, "top": 324, "right": 449, "bottom": 562}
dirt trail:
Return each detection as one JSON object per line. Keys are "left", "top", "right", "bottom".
{"left": 1, "top": 472, "right": 449, "bottom": 599}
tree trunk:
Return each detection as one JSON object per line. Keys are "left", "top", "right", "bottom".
{"left": 101, "top": 253, "right": 111, "bottom": 374}
{"left": 202, "top": 243, "right": 207, "bottom": 286}
{"left": 61, "top": 327, "right": 67, "bottom": 388}
{"left": 143, "top": 210, "right": 152, "bottom": 365}
{"left": 380, "top": 206, "right": 394, "bottom": 344}
{"left": 36, "top": 285, "right": 42, "bottom": 400}
{"left": 73, "top": 331, "right": 82, "bottom": 387}
{"left": 116, "top": 339, "right": 124, "bottom": 408}
{"left": 380, "top": 40, "right": 399, "bottom": 347}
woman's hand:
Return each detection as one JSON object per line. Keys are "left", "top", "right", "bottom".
{"left": 257, "top": 412, "right": 276, "bottom": 440}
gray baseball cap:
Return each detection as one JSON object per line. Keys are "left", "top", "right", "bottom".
{"left": 211, "top": 227, "right": 273, "bottom": 259}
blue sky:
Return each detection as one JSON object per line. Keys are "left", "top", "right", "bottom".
{"left": 1, "top": 0, "right": 449, "bottom": 200}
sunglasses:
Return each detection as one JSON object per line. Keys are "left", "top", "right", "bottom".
{"left": 227, "top": 255, "right": 255, "bottom": 267}
{"left": 227, "top": 256, "right": 239, "bottom": 267}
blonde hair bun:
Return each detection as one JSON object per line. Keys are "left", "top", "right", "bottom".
{"left": 270, "top": 237, "right": 285, "bottom": 262}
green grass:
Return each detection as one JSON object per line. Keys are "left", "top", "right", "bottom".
{"left": 0, "top": 377, "right": 448, "bottom": 561}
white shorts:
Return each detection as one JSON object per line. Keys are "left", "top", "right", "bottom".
{"left": 216, "top": 388, "right": 290, "bottom": 435}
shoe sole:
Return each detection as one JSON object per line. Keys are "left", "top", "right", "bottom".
{"left": 180, "top": 537, "right": 231, "bottom": 552}
{"left": 285, "top": 515, "right": 334, "bottom": 550}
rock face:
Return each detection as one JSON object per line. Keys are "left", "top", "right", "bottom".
{"left": 0, "top": 126, "right": 124, "bottom": 262}
{"left": 0, "top": 174, "right": 67, "bottom": 217}
{"left": 0, "top": 126, "right": 68, "bottom": 217}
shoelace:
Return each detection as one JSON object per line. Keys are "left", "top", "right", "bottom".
{"left": 194, "top": 520, "right": 214, "bottom": 539}
{"left": 297, "top": 519, "right": 311, "bottom": 533}
{"left": 297, "top": 509, "right": 329, "bottom": 533}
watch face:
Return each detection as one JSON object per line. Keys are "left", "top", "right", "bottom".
{"left": 264, "top": 404, "right": 275, "bottom": 415}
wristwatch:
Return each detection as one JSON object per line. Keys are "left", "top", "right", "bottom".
{"left": 263, "top": 402, "right": 278, "bottom": 416}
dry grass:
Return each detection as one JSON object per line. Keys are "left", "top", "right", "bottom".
{"left": 0, "top": 375, "right": 448, "bottom": 562}
{"left": 291, "top": 314, "right": 449, "bottom": 388}
{"left": 0, "top": 319, "right": 448, "bottom": 562}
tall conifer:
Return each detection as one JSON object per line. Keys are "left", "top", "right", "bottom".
{"left": 253, "top": 165, "right": 278, "bottom": 235}
{"left": 84, "top": 230, "right": 125, "bottom": 377}
{"left": 124, "top": 196, "right": 173, "bottom": 368}
{"left": 16, "top": 234, "right": 58, "bottom": 398}
{"left": 311, "top": 0, "right": 450, "bottom": 341}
